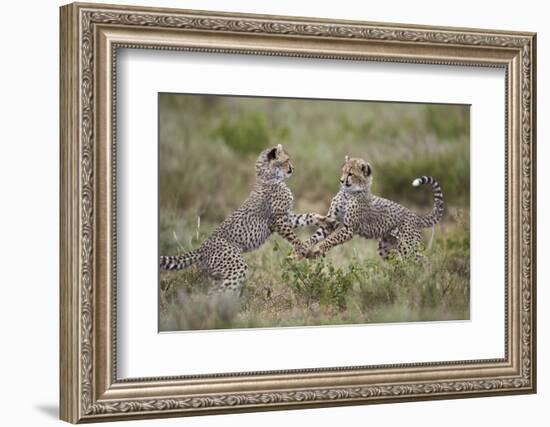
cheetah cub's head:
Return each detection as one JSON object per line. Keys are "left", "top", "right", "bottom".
{"left": 256, "top": 144, "right": 294, "bottom": 182}
{"left": 340, "top": 156, "right": 372, "bottom": 193}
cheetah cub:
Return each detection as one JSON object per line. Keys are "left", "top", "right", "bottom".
{"left": 160, "top": 144, "right": 330, "bottom": 294}
{"left": 303, "top": 156, "right": 444, "bottom": 261}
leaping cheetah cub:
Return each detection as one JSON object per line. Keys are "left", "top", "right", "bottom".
{"left": 160, "top": 144, "right": 330, "bottom": 294}
{"left": 303, "top": 156, "right": 444, "bottom": 261}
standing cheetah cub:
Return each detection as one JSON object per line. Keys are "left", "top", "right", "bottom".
{"left": 304, "top": 156, "right": 444, "bottom": 261}
{"left": 160, "top": 144, "right": 330, "bottom": 294}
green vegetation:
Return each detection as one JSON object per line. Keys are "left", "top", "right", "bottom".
{"left": 211, "top": 110, "right": 290, "bottom": 155}
{"left": 158, "top": 94, "right": 470, "bottom": 331}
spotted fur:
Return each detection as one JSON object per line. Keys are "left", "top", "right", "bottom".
{"left": 160, "top": 144, "right": 328, "bottom": 294}
{"left": 305, "top": 156, "right": 444, "bottom": 261}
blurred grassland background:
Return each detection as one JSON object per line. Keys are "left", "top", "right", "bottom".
{"left": 159, "top": 93, "right": 470, "bottom": 331}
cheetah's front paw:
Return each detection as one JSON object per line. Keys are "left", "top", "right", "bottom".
{"left": 292, "top": 242, "right": 308, "bottom": 260}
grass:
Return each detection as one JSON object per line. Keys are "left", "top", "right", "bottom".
{"left": 158, "top": 94, "right": 470, "bottom": 331}
{"left": 159, "top": 209, "right": 470, "bottom": 331}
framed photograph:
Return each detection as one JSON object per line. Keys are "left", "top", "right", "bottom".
{"left": 60, "top": 2, "right": 537, "bottom": 423}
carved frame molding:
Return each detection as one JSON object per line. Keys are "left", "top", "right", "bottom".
{"left": 60, "top": 2, "right": 536, "bottom": 423}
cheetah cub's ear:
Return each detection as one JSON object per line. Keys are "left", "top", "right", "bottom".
{"left": 267, "top": 146, "right": 278, "bottom": 161}
{"left": 360, "top": 161, "right": 372, "bottom": 177}
{"left": 344, "top": 155, "right": 350, "bottom": 162}
{"left": 276, "top": 143, "right": 283, "bottom": 152}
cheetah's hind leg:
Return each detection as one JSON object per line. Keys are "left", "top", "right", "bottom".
{"left": 377, "top": 228, "right": 400, "bottom": 261}
{"left": 396, "top": 225, "right": 425, "bottom": 262}
{"left": 202, "top": 240, "right": 248, "bottom": 296}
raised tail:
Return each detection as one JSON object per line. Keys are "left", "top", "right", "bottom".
{"left": 412, "top": 176, "right": 444, "bottom": 228}
{"left": 160, "top": 250, "right": 200, "bottom": 271}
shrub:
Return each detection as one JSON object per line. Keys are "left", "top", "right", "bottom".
{"left": 424, "top": 104, "right": 469, "bottom": 141}
{"left": 280, "top": 255, "right": 356, "bottom": 311}
{"left": 373, "top": 145, "right": 470, "bottom": 207}
{"left": 211, "top": 111, "right": 270, "bottom": 154}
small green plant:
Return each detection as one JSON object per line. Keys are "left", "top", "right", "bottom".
{"left": 281, "top": 255, "right": 355, "bottom": 311}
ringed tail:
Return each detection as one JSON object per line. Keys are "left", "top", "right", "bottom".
{"left": 160, "top": 250, "right": 200, "bottom": 271}
{"left": 412, "top": 176, "right": 444, "bottom": 228}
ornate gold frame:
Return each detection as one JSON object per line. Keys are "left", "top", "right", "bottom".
{"left": 60, "top": 2, "right": 536, "bottom": 423}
